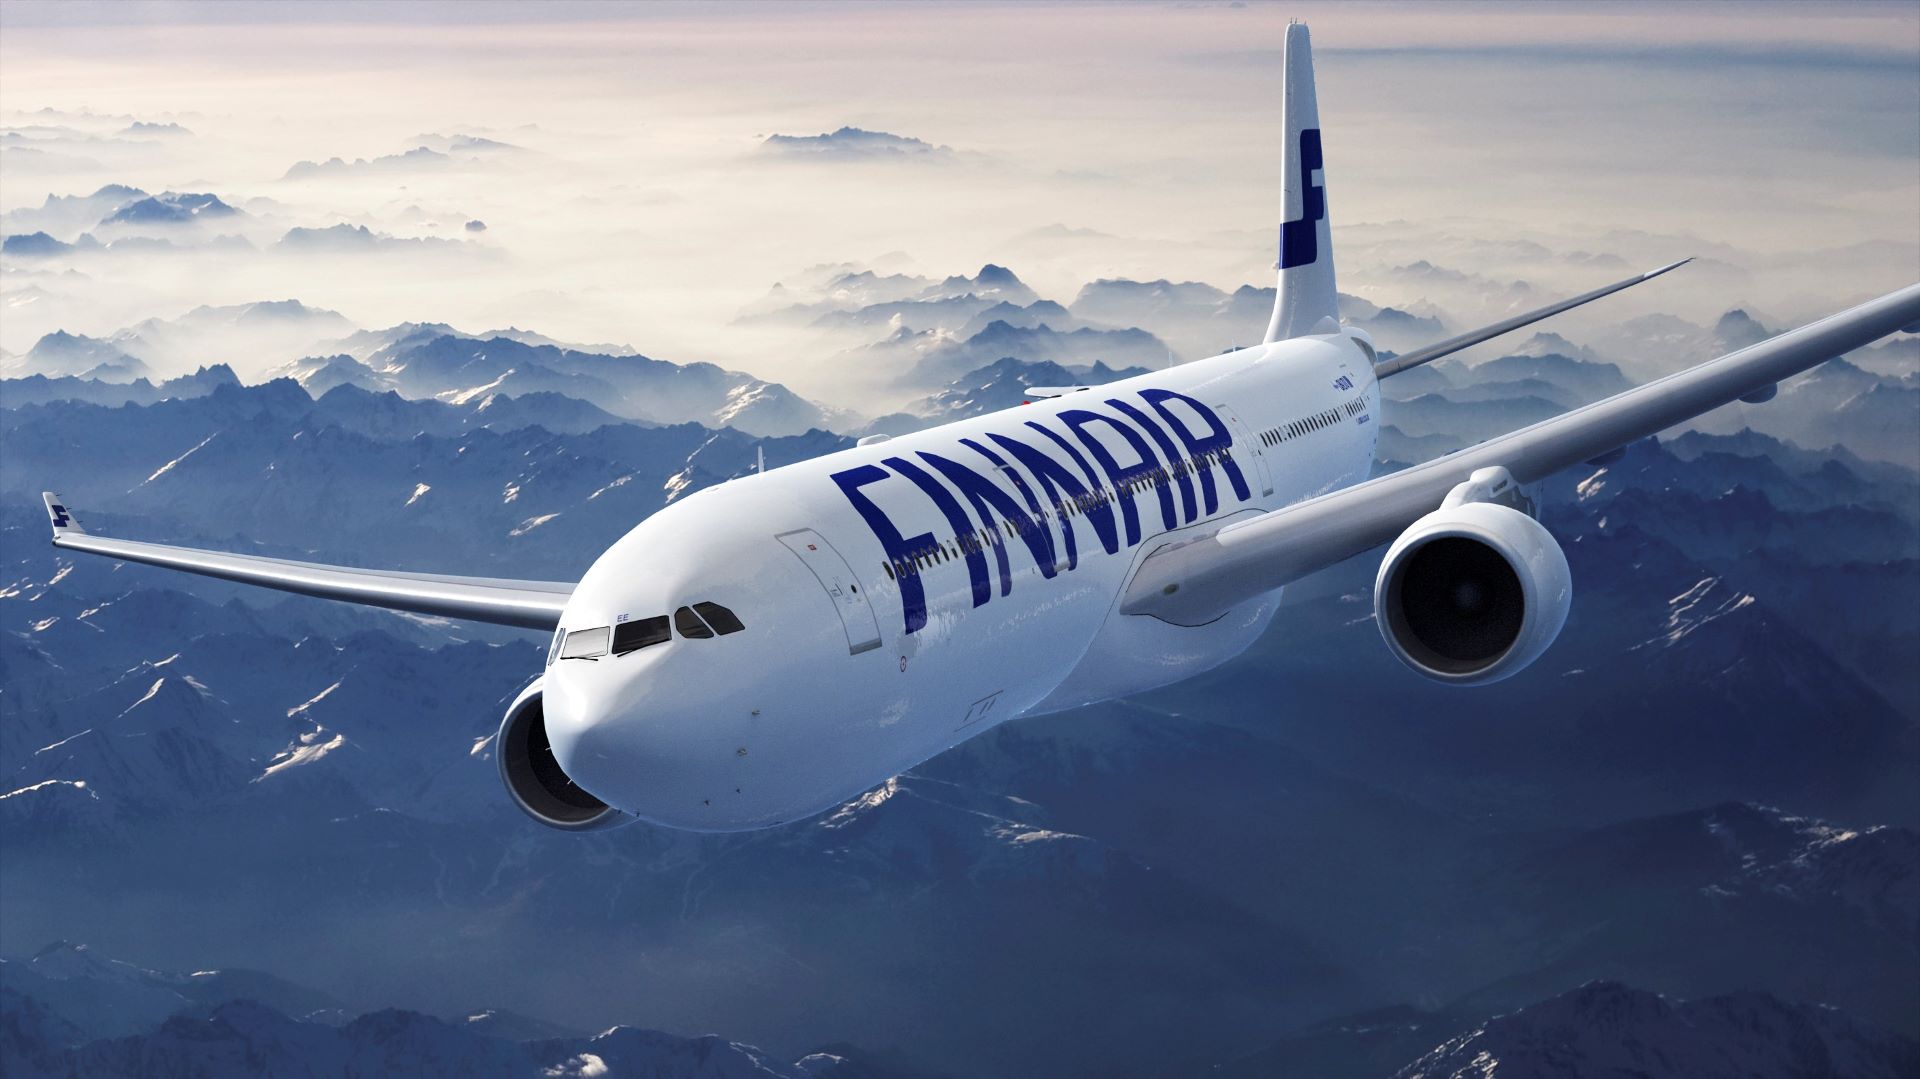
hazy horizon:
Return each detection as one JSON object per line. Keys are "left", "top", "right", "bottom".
{"left": 3, "top": 0, "right": 1915, "bottom": 411}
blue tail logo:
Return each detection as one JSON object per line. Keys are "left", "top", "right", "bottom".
{"left": 49, "top": 504, "right": 71, "bottom": 529}
{"left": 1279, "top": 128, "right": 1324, "bottom": 269}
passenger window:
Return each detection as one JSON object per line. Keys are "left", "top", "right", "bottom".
{"left": 692, "top": 602, "right": 745, "bottom": 635}
{"left": 612, "top": 616, "right": 671, "bottom": 655}
{"left": 674, "top": 606, "right": 714, "bottom": 639}
{"left": 561, "top": 626, "right": 611, "bottom": 660}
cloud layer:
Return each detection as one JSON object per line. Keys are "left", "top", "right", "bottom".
{"left": 1, "top": 1, "right": 1913, "bottom": 407}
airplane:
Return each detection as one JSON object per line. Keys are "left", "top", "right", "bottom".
{"left": 42, "top": 23, "right": 1920, "bottom": 834}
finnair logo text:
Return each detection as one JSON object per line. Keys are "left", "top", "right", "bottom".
{"left": 832, "top": 388, "right": 1251, "bottom": 635}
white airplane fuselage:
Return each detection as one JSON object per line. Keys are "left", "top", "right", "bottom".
{"left": 542, "top": 330, "right": 1381, "bottom": 830}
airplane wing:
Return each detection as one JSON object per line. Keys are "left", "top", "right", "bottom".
{"left": 1122, "top": 281, "right": 1920, "bottom": 625}
{"left": 1372, "top": 258, "right": 1694, "bottom": 378}
{"left": 41, "top": 494, "right": 572, "bottom": 630}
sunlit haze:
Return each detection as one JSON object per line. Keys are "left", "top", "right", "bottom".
{"left": 3, "top": 0, "right": 1915, "bottom": 414}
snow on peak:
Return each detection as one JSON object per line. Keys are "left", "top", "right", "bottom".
{"left": 137, "top": 432, "right": 218, "bottom": 487}
{"left": 442, "top": 368, "right": 516, "bottom": 406}
{"left": 286, "top": 680, "right": 343, "bottom": 719}
{"left": 1637, "top": 577, "right": 1755, "bottom": 649}
{"left": 258, "top": 729, "right": 347, "bottom": 780}
{"left": 542, "top": 1052, "right": 610, "bottom": 1078}
{"left": 509, "top": 513, "right": 559, "bottom": 537}
{"left": 118, "top": 678, "right": 167, "bottom": 718}
{"left": 0, "top": 779, "right": 98, "bottom": 802}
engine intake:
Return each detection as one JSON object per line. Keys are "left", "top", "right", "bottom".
{"left": 496, "top": 679, "right": 632, "bottom": 831}
{"left": 1374, "top": 468, "right": 1571, "bottom": 685}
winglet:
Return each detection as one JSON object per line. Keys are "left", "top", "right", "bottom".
{"left": 1642, "top": 256, "right": 1694, "bottom": 281}
{"left": 42, "top": 492, "right": 84, "bottom": 538}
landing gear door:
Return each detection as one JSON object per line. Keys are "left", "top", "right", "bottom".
{"left": 1213, "top": 404, "right": 1274, "bottom": 496}
{"left": 777, "top": 529, "right": 883, "bottom": 655}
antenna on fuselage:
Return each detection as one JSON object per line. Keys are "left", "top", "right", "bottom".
{"left": 757, "top": 445, "right": 765, "bottom": 474}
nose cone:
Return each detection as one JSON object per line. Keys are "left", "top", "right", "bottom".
{"left": 539, "top": 482, "right": 888, "bottom": 831}
{"left": 541, "top": 630, "right": 759, "bottom": 829}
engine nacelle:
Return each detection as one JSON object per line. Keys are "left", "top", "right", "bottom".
{"left": 1374, "top": 468, "right": 1571, "bottom": 685}
{"left": 495, "top": 678, "right": 633, "bottom": 831}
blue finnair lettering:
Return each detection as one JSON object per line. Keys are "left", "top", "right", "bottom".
{"left": 831, "top": 389, "right": 1255, "bottom": 635}
{"left": 1140, "top": 388, "right": 1249, "bottom": 512}
{"left": 1107, "top": 398, "right": 1197, "bottom": 526}
{"left": 831, "top": 464, "right": 936, "bottom": 635}
{"left": 1060, "top": 407, "right": 1172, "bottom": 547}
{"left": 886, "top": 455, "right": 991, "bottom": 611}
{"left": 995, "top": 423, "right": 1118, "bottom": 559}
{"left": 920, "top": 446, "right": 1056, "bottom": 597}
{"left": 1279, "top": 128, "right": 1324, "bottom": 270}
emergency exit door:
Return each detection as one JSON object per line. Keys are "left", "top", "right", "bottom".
{"left": 777, "top": 529, "right": 884, "bottom": 655}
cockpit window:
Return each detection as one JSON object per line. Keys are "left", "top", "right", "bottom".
{"left": 674, "top": 606, "right": 714, "bottom": 639}
{"left": 561, "top": 626, "right": 610, "bottom": 660}
{"left": 547, "top": 626, "right": 565, "bottom": 666}
{"left": 612, "top": 615, "right": 671, "bottom": 655}
{"left": 692, "top": 601, "right": 744, "bottom": 635}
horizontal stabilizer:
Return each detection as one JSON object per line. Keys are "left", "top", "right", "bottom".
{"left": 1022, "top": 385, "right": 1094, "bottom": 402}
{"left": 1374, "top": 258, "right": 1692, "bottom": 378}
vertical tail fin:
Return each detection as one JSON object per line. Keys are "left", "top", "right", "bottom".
{"left": 43, "top": 492, "right": 84, "bottom": 537}
{"left": 1262, "top": 22, "right": 1340, "bottom": 343}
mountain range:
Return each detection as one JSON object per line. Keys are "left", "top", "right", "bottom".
{"left": 1, "top": 943, "right": 915, "bottom": 1079}
{"left": 3, "top": 252, "right": 1917, "bottom": 1076}
{"left": 760, "top": 127, "right": 957, "bottom": 162}
{"left": 3, "top": 312, "right": 1915, "bottom": 1075}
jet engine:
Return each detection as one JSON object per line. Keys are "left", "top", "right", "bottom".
{"left": 1373, "top": 467, "right": 1571, "bottom": 685}
{"left": 495, "top": 678, "right": 632, "bottom": 830}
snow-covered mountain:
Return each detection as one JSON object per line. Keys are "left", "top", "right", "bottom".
{"left": 5, "top": 330, "right": 150, "bottom": 381}
{"left": 760, "top": 126, "right": 955, "bottom": 162}
{"left": 274, "top": 222, "right": 469, "bottom": 253}
{"left": 1, "top": 944, "right": 914, "bottom": 1079}
{"left": 101, "top": 299, "right": 356, "bottom": 379}
{"left": 6, "top": 307, "right": 850, "bottom": 435}
{"left": 1398, "top": 982, "right": 1919, "bottom": 1079}
{"left": 1, "top": 943, "right": 345, "bottom": 1040}
{"left": 282, "top": 146, "right": 458, "bottom": 179}
{"left": 347, "top": 331, "right": 852, "bottom": 435}
{"left": 882, "top": 357, "right": 1153, "bottom": 432}
{"left": 3, "top": 291, "right": 1917, "bottom": 1077}
{"left": 889, "top": 320, "right": 1170, "bottom": 389}
{"left": 744, "top": 264, "right": 1039, "bottom": 334}
{"left": 99, "top": 191, "right": 239, "bottom": 228}
{"left": 1067, "top": 277, "right": 1444, "bottom": 358}
{"left": 1690, "top": 355, "right": 1920, "bottom": 465}
{"left": 0, "top": 183, "right": 149, "bottom": 239}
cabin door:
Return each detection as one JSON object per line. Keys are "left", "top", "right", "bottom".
{"left": 777, "top": 529, "right": 884, "bottom": 655}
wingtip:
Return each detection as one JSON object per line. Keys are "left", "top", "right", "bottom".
{"left": 42, "top": 492, "right": 82, "bottom": 538}
{"left": 1644, "top": 256, "right": 1695, "bottom": 279}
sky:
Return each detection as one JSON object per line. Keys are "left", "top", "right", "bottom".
{"left": 1, "top": 0, "right": 1915, "bottom": 404}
